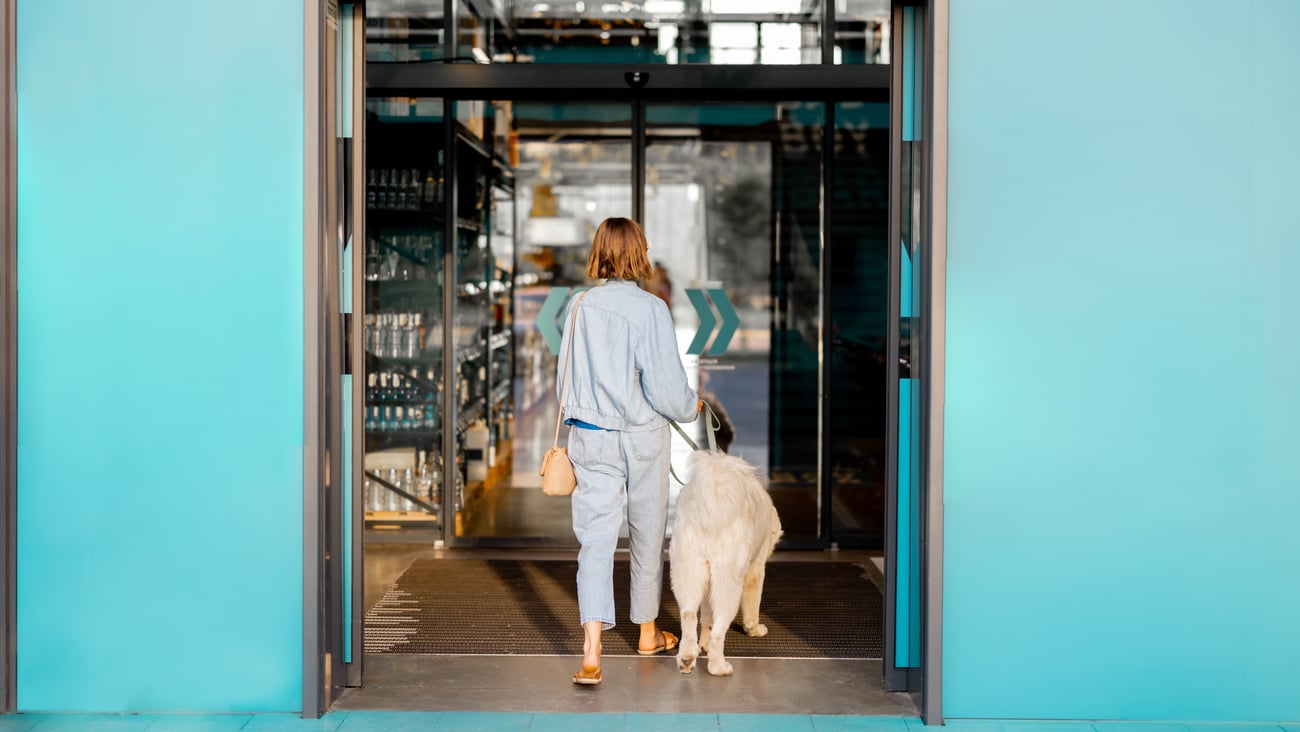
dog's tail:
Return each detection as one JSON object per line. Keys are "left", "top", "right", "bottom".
{"left": 682, "top": 451, "right": 766, "bottom": 530}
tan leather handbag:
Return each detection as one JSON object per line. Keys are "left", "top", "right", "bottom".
{"left": 540, "top": 291, "right": 587, "bottom": 497}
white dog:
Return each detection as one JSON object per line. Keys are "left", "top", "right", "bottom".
{"left": 669, "top": 450, "right": 783, "bottom": 676}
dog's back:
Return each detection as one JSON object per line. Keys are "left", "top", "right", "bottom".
{"left": 672, "top": 451, "right": 780, "bottom": 564}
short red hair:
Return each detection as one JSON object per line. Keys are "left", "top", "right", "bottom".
{"left": 586, "top": 217, "right": 653, "bottom": 281}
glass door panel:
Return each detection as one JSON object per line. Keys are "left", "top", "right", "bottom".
{"left": 361, "top": 96, "right": 447, "bottom": 544}
{"left": 829, "top": 100, "right": 891, "bottom": 542}
{"left": 454, "top": 101, "right": 633, "bottom": 542}
{"left": 644, "top": 101, "right": 825, "bottom": 543}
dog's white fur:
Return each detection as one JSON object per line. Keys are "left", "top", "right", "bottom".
{"left": 669, "top": 450, "right": 782, "bottom": 676}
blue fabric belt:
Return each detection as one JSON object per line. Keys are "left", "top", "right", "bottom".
{"left": 566, "top": 418, "right": 610, "bottom": 431}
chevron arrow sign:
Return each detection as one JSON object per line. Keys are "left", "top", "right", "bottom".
{"left": 538, "top": 286, "right": 735, "bottom": 356}
{"left": 536, "top": 287, "right": 591, "bottom": 355}
{"left": 686, "top": 288, "right": 739, "bottom": 356}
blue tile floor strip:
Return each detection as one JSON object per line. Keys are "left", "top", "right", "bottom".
{"left": 1, "top": 714, "right": 1297, "bottom": 731}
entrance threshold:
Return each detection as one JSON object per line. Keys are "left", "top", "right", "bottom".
{"left": 334, "top": 656, "right": 917, "bottom": 716}
{"left": 347, "top": 549, "right": 910, "bottom": 715}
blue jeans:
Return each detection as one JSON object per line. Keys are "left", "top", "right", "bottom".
{"left": 568, "top": 425, "right": 671, "bottom": 630}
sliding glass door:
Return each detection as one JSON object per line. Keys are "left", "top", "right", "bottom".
{"left": 358, "top": 87, "right": 889, "bottom": 549}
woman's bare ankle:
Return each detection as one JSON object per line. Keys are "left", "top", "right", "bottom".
{"left": 582, "top": 621, "right": 603, "bottom": 667}
{"left": 638, "top": 621, "right": 660, "bottom": 648}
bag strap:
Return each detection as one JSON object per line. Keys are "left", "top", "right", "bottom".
{"left": 553, "top": 290, "right": 588, "bottom": 449}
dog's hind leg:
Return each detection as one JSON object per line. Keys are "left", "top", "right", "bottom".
{"left": 740, "top": 557, "right": 768, "bottom": 637}
{"left": 673, "top": 558, "right": 707, "bottom": 675}
{"left": 698, "top": 588, "right": 712, "bottom": 653}
{"left": 705, "top": 570, "right": 743, "bottom": 676}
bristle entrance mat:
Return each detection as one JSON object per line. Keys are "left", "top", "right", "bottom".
{"left": 365, "top": 559, "right": 882, "bottom": 659}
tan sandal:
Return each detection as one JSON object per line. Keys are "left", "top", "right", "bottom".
{"left": 572, "top": 663, "right": 602, "bottom": 686}
{"left": 637, "top": 630, "right": 679, "bottom": 656}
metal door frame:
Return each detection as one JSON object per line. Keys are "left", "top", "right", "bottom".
{"left": 317, "top": 2, "right": 948, "bottom": 723}
{"left": 308, "top": 0, "right": 369, "bottom": 716}
{"left": 879, "top": 0, "right": 947, "bottom": 722}
{"left": 0, "top": 0, "right": 15, "bottom": 713}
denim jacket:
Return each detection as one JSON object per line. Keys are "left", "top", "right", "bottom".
{"left": 556, "top": 279, "right": 699, "bottom": 431}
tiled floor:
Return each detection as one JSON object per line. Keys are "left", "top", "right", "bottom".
{"left": 0, "top": 714, "right": 1295, "bottom": 731}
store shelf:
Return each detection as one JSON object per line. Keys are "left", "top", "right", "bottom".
{"left": 455, "top": 124, "right": 515, "bottom": 181}
{"left": 370, "top": 351, "right": 443, "bottom": 369}
{"left": 370, "top": 208, "right": 482, "bottom": 234}
{"left": 365, "top": 511, "right": 440, "bottom": 525}
{"left": 366, "top": 398, "right": 439, "bottom": 407}
{"left": 365, "top": 106, "right": 518, "bottom": 539}
{"left": 367, "top": 277, "right": 440, "bottom": 288}
{"left": 366, "top": 429, "right": 440, "bottom": 451}
{"left": 490, "top": 379, "right": 511, "bottom": 406}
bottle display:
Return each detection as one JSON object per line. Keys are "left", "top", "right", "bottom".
{"left": 366, "top": 166, "right": 442, "bottom": 212}
{"left": 363, "top": 100, "right": 516, "bottom": 539}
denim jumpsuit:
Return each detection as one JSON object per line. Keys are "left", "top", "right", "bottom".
{"left": 556, "top": 279, "right": 699, "bottom": 629}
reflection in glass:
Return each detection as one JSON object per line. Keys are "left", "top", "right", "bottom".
{"left": 835, "top": 0, "right": 890, "bottom": 64}
{"left": 645, "top": 102, "right": 824, "bottom": 542}
{"left": 829, "top": 101, "right": 890, "bottom": 543}
{"left": 366, "top": 0, "right": 833, "bottom": 64}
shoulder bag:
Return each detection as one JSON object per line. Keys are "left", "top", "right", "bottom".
{"left": 540, "top": 291, "right": 588, "bottom": 497}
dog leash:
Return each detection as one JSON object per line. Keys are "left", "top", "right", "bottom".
{"left": 666, "top": 400, "right": 722, "bottom": 485}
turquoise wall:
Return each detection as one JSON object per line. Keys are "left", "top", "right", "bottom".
{"left": 946, "top": 0, "right": 1300, "bottom": 721}
{"left": 16, "top": 1, "right": 304, "bottom": 712}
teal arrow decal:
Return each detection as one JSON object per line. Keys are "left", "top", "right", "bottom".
{"left": 536, "top": 287, "right": 570, "bottom": 354}
{"left": 706, "top": 288, "right": 738, "bottom": 356}
{"left": 686, "top": 288, "right": 717, "bottom": 356}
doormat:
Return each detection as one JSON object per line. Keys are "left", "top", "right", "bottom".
{"left": 365, "top": 559, "right": 882, "bottom": 659}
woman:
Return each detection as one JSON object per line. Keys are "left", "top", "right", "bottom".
{"left": 556, "top": 217, "right": 701, "bottom": 686}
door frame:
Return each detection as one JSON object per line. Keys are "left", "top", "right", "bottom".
{"left": 0, "top": 0, "right": 15, "bottom": 713}
{"left": 311, "top": 1, "right": 949, "bottom": 724}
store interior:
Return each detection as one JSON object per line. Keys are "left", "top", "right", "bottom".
{"left": 360, "top": 97, "right": 890, "bottom": 550}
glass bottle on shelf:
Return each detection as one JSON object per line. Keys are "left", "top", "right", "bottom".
{"left": 436, "top": 151, "right": 445, "bottom": 204}
{"left": 395, "top": 314, "right": 408, "bottom": 358}
{"left": 390, "top": 169, "right": 403, "bottom": 209}
{"left": 380, "top": 246, "right": 398, "bottom": 281}
{"left": 378, "top": 169, "right": 391, "bottom": 210}
{"left": 429, "top": 452, "right": 443, "bottom": 511}
{"left": 397, "top": 242, "right": 413, "bottom": 281}
{"left": 366, "top": 169, "right": 377, "bottom": 209}
{"left": 396, "top": 170, "right": 409, "bottom": 210}
{"left": 422, "top": 170, "right": 437, "bottom": 210}
{"left": 376, "top": 314, "right": 390, "bottom": 358}
{"left": 385, "top": 468, "right": 401, "bottom": 512}
{"left": 365, "top": 237, "right": 380, "bottom": 281}
{"left": 403, "top": 314, "right": 419, "bottom": 359}
{"left": 401, "top": 468, "right": 416, "bottom": 511}
{"left": 407, "top": 168, "right": 421, "bottom": 211}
